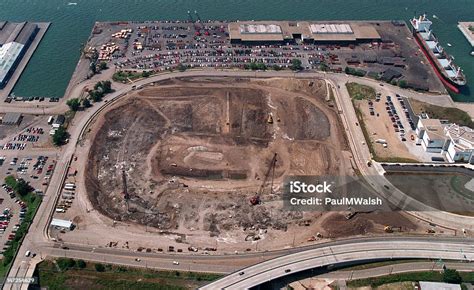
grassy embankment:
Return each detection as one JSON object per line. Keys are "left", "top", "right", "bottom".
{"left": 409, "top": 98, "right": 473, "bottom": 128}
{"left": 348, "top": 271, "right": 474, "bottom": 288}
{"left": 112, "top": 71, "right": 152, "bottom": 83}
{"left": 35, "top": 258, "right": 222, "bottom": 290}
{"left": 0, "top": 176, "right": 42, "bottom": 278}
{"left": 346, "top": 82, "right": 418, "bottom": 163}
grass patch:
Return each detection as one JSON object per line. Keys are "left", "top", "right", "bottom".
{"left": 340, "top": 259, "right": 429, "bottom": 271}
{"left": 409, "top": 99, "right": 474, "bottom": 128}
{"left": 354, "top": 102, "right": 376, "bottom": 157}
{"left": 374, "top": 157, "right": 419, "bottom": 163}
{"left": 112, "top": 71, "right": 152, "bottom": 83}
{"left": 348, "top": 271, "right": 474, "bottom": 288}
{"left": 35, "top": 259, "right": 222, "bottom": 290}
{"left": 346, "top": 82, "right": 376, "bottom": 100}
{"left": 0, "top": 177, "right": 42, "bottom": 279}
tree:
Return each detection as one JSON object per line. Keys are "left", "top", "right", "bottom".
{"left": 272, "top": 65, "right": 282, "bottom": 71}
{"left": 443, "top": 268, "right": 462, "bottom": 284}
{"left": 82, "top": 98, "right": 92, "bottom": 108}
{"left": 77, "top": 259, "right": 86, "bottom": 269}
{"left": 249, "top": 61, "right": 266, "bottom": 71}
{"left": 53, "top": 126, "right": 69, "bottom": 146}
{"left": 93, "top": 81, "right": 111, "bottom": 93}
{"left": 99, "top": 61, "right": 108, "bottom": 71}
{"left": 398, "top": 79, "right": 408, "bottom": 88}
{"left": 177, "top": 63, "right": 187, "bottom": 72}
{"left": 291, "top": 59, "right": 303, "bottom": 71}
{"left": 14, "top": 179, "right": 32, "bottom": 197}
{"left": 66, "top": 98, "right": 81, "bottom": 111}
{"left": 89, "top": 90, "right": 103, "bottom": 102}
{"left": 94, "top": 263, "right": 105, "bottom": 272}
{"left": 142, "top": 71, "right": 152, "bottom": 78}
{"left": 57, "top": 258, "right": 76, "bottom": 271}
{"left": 89, "top": 62, "right": 97, "bottom": 74}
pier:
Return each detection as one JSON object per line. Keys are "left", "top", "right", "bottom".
{"left": 458, "top": 22, "right": 474, "bottom": 48}
{"left": 0, "top": 22, "right": 51, "bottom": 100}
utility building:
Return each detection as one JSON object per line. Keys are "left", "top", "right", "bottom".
{"left": 50, "top": 218, "right": 74, "bottom": 230}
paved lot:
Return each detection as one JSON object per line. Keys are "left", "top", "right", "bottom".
{"left": 0, "top": 184, "right": 21, "bottom": 258}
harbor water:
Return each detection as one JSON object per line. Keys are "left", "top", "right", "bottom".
{"left": 0, "top": 0, "right": 473, "bottom": 101}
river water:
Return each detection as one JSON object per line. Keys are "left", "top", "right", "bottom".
{"left": 0, "top": 0, "right": 473, "bottom": 100}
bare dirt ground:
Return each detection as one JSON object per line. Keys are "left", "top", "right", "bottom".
{"left": 56, "top": 77, "right": 430, "bottom": 253}
{"left": 355, "top": 99, "right": 418, "bottom": 161}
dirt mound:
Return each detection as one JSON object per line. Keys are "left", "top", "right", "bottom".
{"left": 321, "top": 211, "right": 417, "bottom": 238}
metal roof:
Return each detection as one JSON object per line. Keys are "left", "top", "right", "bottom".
{"left": 0, "top": 42, "right": 25, "bottom": 83}
{"left": 15, "top": 23, "right": 38, "bottom": 45}
{"left": 51, "top": 218, "right": 73, "bottom": 229}
{"left": 419, "top": 281, "right": 461, "bottom": 290}
{"left": 1, "top": 112, "right": 22, "bottom": 125}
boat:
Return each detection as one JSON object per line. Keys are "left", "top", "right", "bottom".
{"left": 447, "top": 43, "right": 452, "bottom": 47}
{"left": 67, "top": 2, "right": 77, "bottom": 5}
{"left": 471, "top": 51, "right": 474, "bottom": 56}
{"left": 410, "top": 14, "right": 466, "bottom": 93}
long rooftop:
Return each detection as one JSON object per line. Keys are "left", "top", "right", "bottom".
{"left": 228, "top": 21, "right": 381, "bottom": 42}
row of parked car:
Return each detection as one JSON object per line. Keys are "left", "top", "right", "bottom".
{"left": 396, "top": 94, "right": 416, "bottom": 131}
{"left": 0, "top": 184, "right": 27, "bottom": 255}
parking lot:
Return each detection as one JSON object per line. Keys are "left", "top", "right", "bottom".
{"left": 356, "top": 87, "right": 439, "bottom": 162}
{"left": 1, "top": 124, "right": 50, "bottom": 151}
{"left": 0, "top": 152, "right": 57, "bottom": 257}
{"left": 0, "top": 182, "right": 22, "bottom": 257}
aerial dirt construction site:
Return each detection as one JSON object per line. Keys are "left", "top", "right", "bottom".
{"left": 60, "top": 77, "right": 435, "bottom": 253}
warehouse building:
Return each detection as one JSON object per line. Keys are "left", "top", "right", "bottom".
{"left": 0, "top": 22, "right": 38, "bottom": 89}
{"left": 228, "top": 21, "right": 381, "bottom": 44}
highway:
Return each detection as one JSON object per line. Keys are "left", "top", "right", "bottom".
{"left": 200, "top": 238, "right": 474, "bottom": 289}
{"left": 3, "top": 69, "right": 474, "bottom": 289}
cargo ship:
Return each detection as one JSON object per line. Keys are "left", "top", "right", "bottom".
{"left": 410, "top": 14, "right": 466, "bottom": 93}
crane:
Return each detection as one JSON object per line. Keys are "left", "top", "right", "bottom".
{"left": 187, "top": 10, "right": 194, "bottom": 23}
{"left": 250, "top": 153, "right": 278, "bottom": 205}
{"left": 186, "top": 10, "right": 201, "bottom": 36}
{"left": 122, "top": 169, "right": 129, "bottom": 200}
{"left": 194, "top": 10, "right": 210, "bottom": 36}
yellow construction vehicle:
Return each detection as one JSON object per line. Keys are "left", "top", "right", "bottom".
{"left": 267, "top": 114, "right": 274, "bottom": 124}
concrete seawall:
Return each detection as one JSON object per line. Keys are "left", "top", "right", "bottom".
{"left": 458, "top": 22, "right": 474, "bottom": 47}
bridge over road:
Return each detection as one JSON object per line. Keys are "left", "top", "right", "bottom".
{"left": 200, "top": 237, "right": 474, "bottom": 289}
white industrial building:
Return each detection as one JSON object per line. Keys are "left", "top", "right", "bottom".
{"left": 416, "top": 118, "right": 474, "bottom": 163}
{"left": 444, "top": 123, "right": 474, "bottom": 163}
{"left": 50, "top": 218, "right": 73, "bottom": 230}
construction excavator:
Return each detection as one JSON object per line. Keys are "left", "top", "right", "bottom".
{"left": 250, "top": 153, "right": 278, "bottom": 205}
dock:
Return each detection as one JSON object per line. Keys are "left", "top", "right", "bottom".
{"left": 0, "top": 22, "right": 51, "bottom": 100}
{"left": 458, "top": 22, "right": 474, "bottom": 47}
